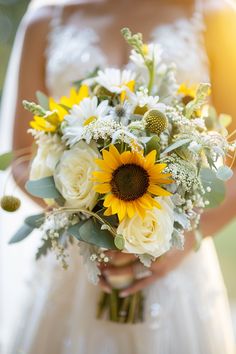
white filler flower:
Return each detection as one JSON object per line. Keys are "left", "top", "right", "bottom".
{"left": 117, "top": 197, "right": 174, "bottom": 258}
{"left": 54, "top": 141, "right": 99, "bottom": 210}
{"left": 63, "top": 97, "right": 109, "bottom": 146}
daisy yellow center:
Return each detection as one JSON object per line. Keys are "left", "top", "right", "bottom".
{"left": 83, "top": 116, "right": 97, "bottom": 126}
{"left": 111, "top": 163, "right": 150, "bottom": 201}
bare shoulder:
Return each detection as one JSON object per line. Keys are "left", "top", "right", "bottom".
{"left": 20, "top": 5, "right": 56, "bottom": 41}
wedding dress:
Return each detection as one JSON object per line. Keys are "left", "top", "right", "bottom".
{"left": 1, "top": 0, "right": 235, "bottom": 353}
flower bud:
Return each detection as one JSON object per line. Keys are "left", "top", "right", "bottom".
{"left": 94, "top": 85, "right": 113, "bottom": 98}
{"left": 0, "top": 195, "right": 21, "bottom": 212}
{"left": 144, "top": 109, "right": 168, "bottom": 135}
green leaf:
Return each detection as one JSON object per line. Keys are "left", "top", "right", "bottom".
{"left": 114, "top": 234, "right": 125, "bottom": 250}
{"left": 9, "top": 224, "right": 34, "bottom": 244}
{"left": 162, "top": 139, "right": 190, "bottom": 155}
{"left": 36, "top": 238, "right": 52, "bottom": 260}
{"left": 25, "top": 213, "right": 45, "bottom": 228}
{"left": 145, "top": 135, "right": 161, "bottom": 156}
{"left": 68, "top": 218, "right": 117, "bottom": 250}
{"left": 25, "top": 176, "right": 62, "bottom": 199}
{"left": 216, "top": 166, "right": 233, "bottom": 181}
{"left": 0, "top": 152, "right": 14, "bottom": 171}
{"left": 36, "top": 91, "right": 49, "bottom": 110}
{"left": 219, "top": 114, "right": 232, "bottom": 128}
{"left": 185, "top": 83, "right": 211, "bottom": 118}
{"left": 200, "top": 167, "right": 226, "bottom": 208}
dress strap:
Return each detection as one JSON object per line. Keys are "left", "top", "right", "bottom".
{"left": 50, "top": 4, "right": 64, "bottom": 30}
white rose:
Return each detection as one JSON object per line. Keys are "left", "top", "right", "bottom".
{"left": 30, "top": 134, "right": 65, "bottom": 180}
{"left": 117, "top": 197, "right": 174, "bottom": 258}
{"left": 54, "top": 141, "right": 99, "bottom": 210}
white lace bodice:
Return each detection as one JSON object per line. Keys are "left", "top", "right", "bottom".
{"left": 45, "top": 6, "right": 210, "bottom": 99}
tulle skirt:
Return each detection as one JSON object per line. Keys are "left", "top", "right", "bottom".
{"left": 4, "top": 220, "right": 235, "bottom": 354}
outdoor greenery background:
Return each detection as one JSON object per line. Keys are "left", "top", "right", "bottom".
{"left": 0, "top": 0, "right": 235, "bottom": 300}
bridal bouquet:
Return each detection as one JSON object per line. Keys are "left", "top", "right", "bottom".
{"left": 1, "top": 28, "right": 235, "bottom": 323}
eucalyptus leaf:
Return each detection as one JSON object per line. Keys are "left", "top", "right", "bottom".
{"left": 0, "top": 152, "right": 14, "bottom": 171}
{"left": 68, "top": 218, "right": 117, "bottom": 250}
{"left": 216, "top": 166, "right": 233, "bottom": 181}
{"left": 36, "top": 238, "right": 52, "bottom": 260}
{"left": 36, "top": 91, "right": 49, "bottom": 110}
{"left": 25, "top": 213, "right": 45, "bottom": 228}
{"left": 26, "top": 176, "right": 62, "bottom": 199}
{"left": 114, "top": 234, "right": 125, "bottom": 250}
{"left": 200, "top": 167, "right": 226, "bottom": 208}
{"left": 145, "top": 135, "right": 161, "bottom": 156}
{"left": 185, "top": 83, "right": 210, "bottom": 118}
{"left": 162, "top": 138, "right": 190, "bottom": 155}
{"left": 219, "top": 114, "right": 232, "bottom": 128}
{"left": 9, "top": 224, "right": 34, "bottom": 244}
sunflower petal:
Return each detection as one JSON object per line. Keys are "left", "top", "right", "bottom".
{"left": 148, "top": 184, "right": 172, "bottom": 196}
{"left": 94, "top": 183, "right": 111, "bottom": 194}
{"left": 102, "top": 149, "right": 120, "bottom": 169}
{"left": 92, "top": 171, "right": 112, "bottom": 182}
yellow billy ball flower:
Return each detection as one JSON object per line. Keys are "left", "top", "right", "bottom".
{"left": 144, "top": 109, "right": 168, "bottom": 135}
{"left": 0, "top": 195, "right": 21, "bottom": 212}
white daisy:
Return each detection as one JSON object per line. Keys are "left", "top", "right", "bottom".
{"left": 62, "top": 97, "right": 109, "bottom": 146}
{"left": 96, "top": 68, "right": 135, "bottom": 94}
{"left": 127, "top": 88, "right": 166, "bottom": 113}
{"left": 108, "top": 101, "right": 133, "bottom": 126}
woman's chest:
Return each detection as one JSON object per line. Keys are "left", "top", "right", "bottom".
{"left": 45, "top": 8, "right": 210, "bottom": 98}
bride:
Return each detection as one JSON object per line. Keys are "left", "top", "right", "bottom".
{"left": 1, "top": 0, "right": 236, "bottom": 353}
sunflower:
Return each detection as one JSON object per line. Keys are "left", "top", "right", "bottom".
{"left": 93, "top": 145, "right": 173, "bottom": 221}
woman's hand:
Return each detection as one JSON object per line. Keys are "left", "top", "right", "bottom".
{"left": 99, "top": 233, "right": 195, "bottom": 297}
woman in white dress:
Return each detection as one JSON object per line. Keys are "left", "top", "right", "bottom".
{"left": 1, "top": 0, "right": 236, "bottom": 353}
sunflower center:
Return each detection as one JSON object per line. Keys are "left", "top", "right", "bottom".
{"left": 111, "top": 163, "right": 149, "bottom": 201}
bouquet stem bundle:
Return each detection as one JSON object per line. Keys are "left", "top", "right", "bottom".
{"left": 97, "top": 290, "right": 144, "bottom": 324}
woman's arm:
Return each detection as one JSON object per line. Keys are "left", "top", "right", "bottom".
{"left": 200, "top": 3, "right": 236, "bottom": 236}
{"left": 11, "top": 7, "right": 52, "bottom": 195}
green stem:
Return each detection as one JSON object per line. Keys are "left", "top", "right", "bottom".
{"left": 147, "top": 59, "right": 155, "bottom": 95}
{"left": 50, "top": 208, "right": 117, "bottom": 237}
{"left": 127, "top": 292, "right": 139, "bottom": 324}
{"left": 109, "top": 289, "right": 119, "bottom": 322}
{"left": 118, "top": 296, "right": 131, "bottom": 323}
{"left": 96, "top": 291, "right": 109, "bottom": 319}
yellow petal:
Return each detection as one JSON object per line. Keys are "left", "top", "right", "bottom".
{"left": 126, "top": 202, "right": 135, "bottom": 218}
{"left": 104, "top": 207, "right": 113, "bottom": 216}
{"left": 93, "top": 183, "right": 111, "bottom": 194}
{"left": 144, "top": 150, "right": 156, "bottom": 169}
{"left": 109, "top": 145, "right": 122, "bottom": 164}
{"left": 102, "top": 149, "right": 120, "bottom": 169}
{"left": 94, "top": 158, "right": 113, "bottom": 172}
{"left": 117, "top": 200, "right": 126, "bottom": 221}
{"left": 104, "top": 194, "right": 115, "bottom": 208}
{"left": 148, "top": 184, "right": 172, "bottom": 196}
{"left": 92, "top": 171, "right": 112, "bottom": 182}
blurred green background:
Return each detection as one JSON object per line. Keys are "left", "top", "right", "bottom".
{"left": 0, "top": 0, "right": 235, "bottom": 301}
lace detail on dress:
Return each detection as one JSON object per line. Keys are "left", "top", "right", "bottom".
{"left": 45, "top": 25, "right": 107, "bottom": 98}
{"left": 151, "top": 12, "right": 210, "bottom": 84}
